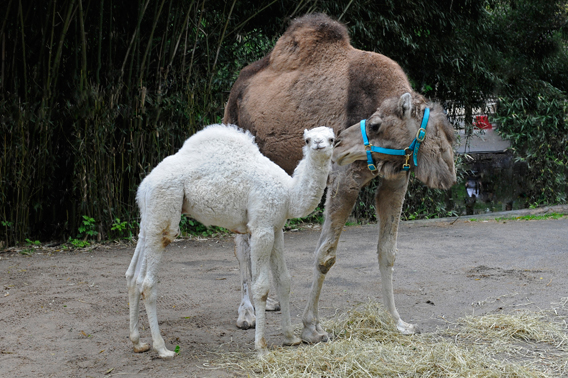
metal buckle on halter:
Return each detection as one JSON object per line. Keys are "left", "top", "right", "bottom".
{"left": 403, "top": 148, "right": 412, "bottom": 170}
{"left": 368, "top": 163, "right": 377, "bottom": 171}
{"left": 416, "top": 127, "right": 427, "bottom": 142}
{"left": 365, "top": 144, "right": 373, "bottom": 152}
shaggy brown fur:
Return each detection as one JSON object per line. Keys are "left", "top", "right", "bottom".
{"left": 224, "top": 13, "right": 456, "bottom": 341}
{"left": 225, "top": 13, "right": 416, "bottom": 175}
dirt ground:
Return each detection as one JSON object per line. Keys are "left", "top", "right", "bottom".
{"left": 1, "top": 206, "right": 567, "bottom": 378}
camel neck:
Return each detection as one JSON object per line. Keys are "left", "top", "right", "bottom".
{"left": 287, "top": 151, "right": 331, "bottom": 219}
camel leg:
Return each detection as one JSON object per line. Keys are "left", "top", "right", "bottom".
{"left": 375, "top": 172, "right": 418, "bottom": 334}
{"left": 126, "top": 188, "right": 182, "bottom": 359}
{"left": 270, "top": 228, "right": 302, "bottom": 346}
{"left": 249, "top": 227, "right": 275, "bottom": 353}
{"left": 235, "top": 234, "right": 281, "bottom": 330}
{"left": 302, "top": 163, "right": 375, "bottom": 343}
{"left": 127, "top": 232, "right": 176, "bottom": 359}
{"left": 139, "top": 242, "right": 177, "bottom": 359}
{"left": 125, "top": 233, "right": 151, "bottom": 354}
{"left": 235, "top": 234, "right": 256, "bottom": 329}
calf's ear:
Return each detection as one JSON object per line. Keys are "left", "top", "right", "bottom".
{"left": 398, "top": 93, "right": 412, "bottom": 119}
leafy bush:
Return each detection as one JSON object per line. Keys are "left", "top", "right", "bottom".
{"left": 493, "top": 94, "right": 568, "bottom": 206}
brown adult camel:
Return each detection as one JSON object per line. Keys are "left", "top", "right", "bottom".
{"left": 223, "top": 13, "right": 456, "bottom": 343}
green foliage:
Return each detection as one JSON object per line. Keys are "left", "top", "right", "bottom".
{"left": 111, "top": 218, "right": 136, "bottom": 240}
{"left": 68, "top": 237, "right": 90, "bottom": 249}
{"left": 495, "top": 213, "right": 566, "bottom": 222}
{"left": 111, "top": 218, "right": 128, "bottom": 234}
{"left": 178, "top": 215, "right": 230, "bottom": 238}
{"left": 285, "top": 206, "right": 325, "bottom": 229}
{"left": 0, "top": 0, "right": 277, "bottom": 246}
{"left": 20, "top": 238, "right": 41, "bottom": 255}
{"left": 493, "top": 94, "right": 568, "bottom": 205}
{"left": 1, "top": 0, "right": 567, "bottom": 246}
{"left": 25, "top": 239, "right": 41, "bottom": 246}
{"left": 78, "top": 216, "right": 98, "bottom": 240}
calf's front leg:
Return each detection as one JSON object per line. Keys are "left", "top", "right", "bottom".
{"left": 249, "top": 227, "right": 274, "bottom": 353}
{"left": 270, "top": 228, "right": 301, "bottom": 346}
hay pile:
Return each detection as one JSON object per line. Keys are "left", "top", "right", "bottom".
{"left": 217, "top": 298, "right": 567, "bottom": 377}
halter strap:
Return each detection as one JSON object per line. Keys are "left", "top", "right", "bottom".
{"left": 360, "top": 107, "right": 430, "bottom": 172}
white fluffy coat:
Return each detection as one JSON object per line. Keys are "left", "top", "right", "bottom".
{"left": 125, "top": 124, "right": 334, "bottom": 358}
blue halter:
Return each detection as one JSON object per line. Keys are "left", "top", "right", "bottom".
{"left": 360, "top": 107, "right": 430, "bottom": 172}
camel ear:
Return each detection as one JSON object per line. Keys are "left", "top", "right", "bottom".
{"left": 398, "top": 93, "right": 412, "bottom": 119}
{"left": 303, "top": 129, "right": 310, "bottom": 144}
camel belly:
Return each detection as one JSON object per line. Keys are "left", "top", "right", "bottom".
{"left": 182, "top": 192, "right": 249, "bottom": 233}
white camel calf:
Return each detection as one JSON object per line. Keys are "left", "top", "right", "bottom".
{"left": 125, "top": 124, "right": 335, "bottom": 358}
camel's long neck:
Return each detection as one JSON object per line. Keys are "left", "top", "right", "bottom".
{"left": 287, "top": 151, "right": 331, "bottom": 219}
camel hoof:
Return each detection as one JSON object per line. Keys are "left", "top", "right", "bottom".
{"left": 236, "top": 315, "right": 256, "bottom": 329}
{"left": 301, "top": 325, "right": 329, "bottom": 344}
{"left": 397, "top": 319, "right": 420, "bottom": 335}
{"left": 237, "top": 305, "right": 256, "bottom": 329}
{"left": 266, "top": 297, "right": 281, "bottom": 311}
{"left": 256, "top": 348, "right": 269, "bottom": 358}
{"left": 156, "top": 347, "right": 176, "bottom": 359}
{"left": 133, "top": 342, "right": 151, "bottom": 353}
{"left": 283, "top": 335, "right": 302, "bottom": 346}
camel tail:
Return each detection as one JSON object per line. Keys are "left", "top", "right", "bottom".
{"left": 125, "top": 183, "right": 150, "bottom": 288}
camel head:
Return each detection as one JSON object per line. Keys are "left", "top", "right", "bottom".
{"left": 333, "top": 93, "right": 456, "bottom": 189}
{"left": 303, "top": 126, "right": 336, "bottom": 160}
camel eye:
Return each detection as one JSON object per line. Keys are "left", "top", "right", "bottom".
{"left": 370, "top": 121, "right": 381, "bottom": 132}
{"left": 305, "top": 138, "right": 311, "bottom": 145}
{"left": 329, "top": 138, "right": 335, "bottom": 144}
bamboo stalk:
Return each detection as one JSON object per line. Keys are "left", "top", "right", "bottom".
{"left": 48, "top": 0, "right": 77, "bottom": 109}
{"left": 166, "top": 1, "right": 194, "bottom": 82}
{"left": 78, "top": 0, "right": 87, "bottom": 93}
{"left": 208, "top": 0, "right": 237, "bottom": 90}
{"left": 120, "top": 0, "right": 150, "bottom": 81}
{"left": 139, "top": 0, "right": 167, "bottom": 87}
{"left": 185, "top": 0, "right": 206, "bottom": 87}
{"left": 96, "top": 0, "right": 104, "bottom": 84}
{"left": 17, "top": 0, "right": 28, "bottom": 102}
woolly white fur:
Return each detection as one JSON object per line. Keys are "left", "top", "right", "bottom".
{"left": 125, "top": 123, "right": 334, "bottom": 358}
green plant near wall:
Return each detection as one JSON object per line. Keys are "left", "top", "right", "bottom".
{"left": 493, "top": 94, "right": 568, "bottom": 206}
{"left": 78, "top": 215, "right": 99, "bottom": 240}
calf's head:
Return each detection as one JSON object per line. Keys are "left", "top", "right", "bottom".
{"left": 333, "top": 93, "right": 456, "bottom": 189}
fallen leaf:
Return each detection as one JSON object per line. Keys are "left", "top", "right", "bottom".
{"left": 105, "top": 368, "right": 114, "bottom": 375}
{"left": 81, "top": 331, "right": 88, "bottom": 337}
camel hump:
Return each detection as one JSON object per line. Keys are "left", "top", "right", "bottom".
{"left": 270, "top": 13, "right": 350, "bottom": 70}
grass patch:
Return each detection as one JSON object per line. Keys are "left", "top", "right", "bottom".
{"left": 495, "top": 213, "right": 566, "bottom": 222}
{"left": 216, "top": 299, "right": 568, "bottom": 377}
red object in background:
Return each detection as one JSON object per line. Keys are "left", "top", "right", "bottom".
{"left": 474, "top": 115, "right": 493, "bottom": 130}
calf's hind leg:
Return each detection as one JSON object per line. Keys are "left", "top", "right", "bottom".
{"left": 126, "top": 191, "right": 182, "bottom": 359}
{"left": 235, "top": 234, "right": 256, "bottom": 329}
{"left": 125, "top": 235, "right": 150, "bottom": 353}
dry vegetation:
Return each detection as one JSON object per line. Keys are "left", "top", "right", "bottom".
{"left": 214, "top": 299, "right": 568, "bottom": 377}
